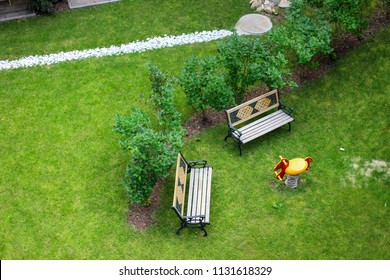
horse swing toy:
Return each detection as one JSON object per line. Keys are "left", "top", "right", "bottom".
{"left": 274, "top": 155, "right": 313, "bottom": 188}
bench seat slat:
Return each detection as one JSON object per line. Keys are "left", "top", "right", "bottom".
{"left": 187, "top": 168, "right": 197, "bottom": 217}
{"left": 241, "top": 120, "right": 291, "bottom": 143}
{"left": 205, "top": 167, "right": 212, "bottom": 224}
{"left": 201, "top": 168, "right": 208, "bottom": 223}
{"left": 197, "top": 168, "right": 206, "bottom": 220}
{"left": 240, "top": 115, "right": 289, "bottom": 137}
{"left": 241, "top": 118, "right": 293, "bottom": 143}
{"left": 201, "top": 167, "right": 212, "bottom": 224}
{"left": 228, "top": 110, "right": 294, "bottom": 144}
{"left": 194, "top": 168, "right": 203, "bottom": 217}
{"left": 239, "top": 110, "right": 291, "bottom": 133}
{"left": 187, "top": 167, "right": 212, "bottom": 224}
{"left": 238, "top": 111, "right": 293, "bottom": 143}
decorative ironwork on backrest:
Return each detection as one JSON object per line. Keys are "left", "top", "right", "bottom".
{"left": 172, "top": 153, "right": 188, "bottom": 217}
{"left": 226, "top": 89, "right": 280, "bottom": 126}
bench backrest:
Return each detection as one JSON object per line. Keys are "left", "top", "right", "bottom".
{"left": 172, "top": 153, "right": 188, "bottom": 218}
{"left": 225, "top": 89, "right": 280, "bottom": 127}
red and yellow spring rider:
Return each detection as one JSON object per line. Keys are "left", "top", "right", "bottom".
{"left": 274, "top": 156, "right": 313, "bottom": 188}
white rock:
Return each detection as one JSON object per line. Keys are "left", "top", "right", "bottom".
{"left": 256, "top": 4, "right": 265, "bottom": 11}
{"left": 0, "top": 30, "right": 233, "bottom": 71}
{"left": 278, "top": 0, "right": 291, "bottom": 8}
{"left": 250, "top": 0, "right": 262, "bottom": 9}
{"left": 264, "top": 3, "right": 276, "bottom": 14}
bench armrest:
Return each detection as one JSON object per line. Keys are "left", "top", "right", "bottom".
{"left": 278, "top": 101, "right": 294, "bottom": 116}
{"left": 183, "top": 215, "right": 205, "bottom": 223}
{"left": 187, "top": 160, "right": 207, "bottom": 168}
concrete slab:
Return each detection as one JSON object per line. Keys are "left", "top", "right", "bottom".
{"left": 68, "top": 0, "right": 120, "bottom": 9}
{"left": 235, "top": 14, "right": 272, "bottom": 35}
{"left": 0, "top": 1, "right": 35, "bottom": 23}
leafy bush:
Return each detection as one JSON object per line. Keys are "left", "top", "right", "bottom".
{"left": 218, "top": 33, "right": 295, "bottom": 102}
{"left": 148, "top": 63, "right": 183, "bottom": 129}
{"left": 268, "top": 0, "right": 333, "bottom": 64}
{"left": 114, "top": 65, "right": 186, "bottom": 205}
{"left": 325, "top": 0, "right": 370, "bottom": 33}
{"left": 180, "top": 55, "right": 234, "bottom": 116}
{"left": 383, "top": 0, "right": 390, "bottom": 16}
{"left": 306, "top": 0, "right": 370, "bottom": 34}
{"left": 28, "top": 0, "right": 57, "bottom": 14}
{"left": 384, "top": 0, "right": 390, "bottom": 18}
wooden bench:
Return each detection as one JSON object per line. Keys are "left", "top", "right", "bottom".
{"left": 172, "top": 153, "right": 213, "bottom": 236}
{"left": 224, "top": 89, "right": 294, "bottom": 155}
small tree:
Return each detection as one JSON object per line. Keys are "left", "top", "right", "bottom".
{"left": 148, "top": 63, "right": 183, "bottom": 129}
{"left": 114, "top": 65, "right": 186, "bottom": 205}
{"left": 180, "top": 55, "right": 235, "bottom": 118}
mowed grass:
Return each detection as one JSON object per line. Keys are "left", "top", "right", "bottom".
{"left": 0, "top": 0, "right": 250, "bottom": 59}
{"left": 0, "top": 5, "right": 389, "bottom": 259}
{"left": 171, "top": 27, "right": 389, "bottom": 259}
{"left": 0, "top": 42, "right": 219, "bottom": 259}
{"left": 160, "top": 28, "right": 389, "bottom": 259}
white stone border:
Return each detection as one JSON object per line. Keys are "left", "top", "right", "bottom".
{"left": 0, "top": 30, "right": 232, "bottom": 71}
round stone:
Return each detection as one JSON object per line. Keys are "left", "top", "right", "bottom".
{"left": 235, "top": 14, "right": 273, "bottom": 35}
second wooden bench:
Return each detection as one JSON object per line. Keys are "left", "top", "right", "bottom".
{"left": 171, "top": 153, "right": 213, "bottom": 236}
{"left": 224, "top": 89, "right": 294, "bottom": 155}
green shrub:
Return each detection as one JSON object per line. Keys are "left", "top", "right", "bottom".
{"left": 268, "top": 0, "right": 333, "bottom": 65}
{"left": 218, "top": 33, "right": 295, "bottom": 102}
{"left": 306, "top": 0, "right": 371, "bottom": 34}
{"left": 148, "top": 63, "right": 183, "bottom": 129}
{"left": 114, "top": 65, "right": 186, "bottom": 205}
{"left": 28, "top": 0, "right": 57, "bottom": 14}
{"left": 180, "top": 55, "right": 234, "bottom": 116}
{"left": 325, "top": 0, "right": 370, "bottom": 34}
{"left": 383, "top": 0, "right": 390, "bottom": 17}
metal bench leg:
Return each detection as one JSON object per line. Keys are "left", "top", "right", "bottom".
{"left": 176, "top": 223, "right": 208, "bottom": 236}
{"left": 200, "top": 224, "right": 208, "bottom": 237}
{"left": 225, "top": 132, "right": 243, "bottom": 155}
{"left": 224, "top": 131, "right": 232, "bottom": 141}
{"left": 176, "top": 222, "right": 187, "bottom": 235}
{"left": 288, "top": 122, "right": 291, "bottom": 132}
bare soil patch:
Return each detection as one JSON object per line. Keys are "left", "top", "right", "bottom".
{"left": 54, "top": 0, "right": 70, "bottom": 12}
{"left": 127, "top": 179, "right": 163, "bottom": 231}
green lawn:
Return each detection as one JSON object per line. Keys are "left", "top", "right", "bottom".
{"left": 0, "top": 2, "right": 389, "bottom": 260}
{"left": 0, "top": 0, "right": 250, "bottom": 59}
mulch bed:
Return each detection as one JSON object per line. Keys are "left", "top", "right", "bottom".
{"left": 128, "top": 179, "right": 163, "bottom": 231}
{"left": 54, "top": 0, "right": 70, "bottom": 12}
